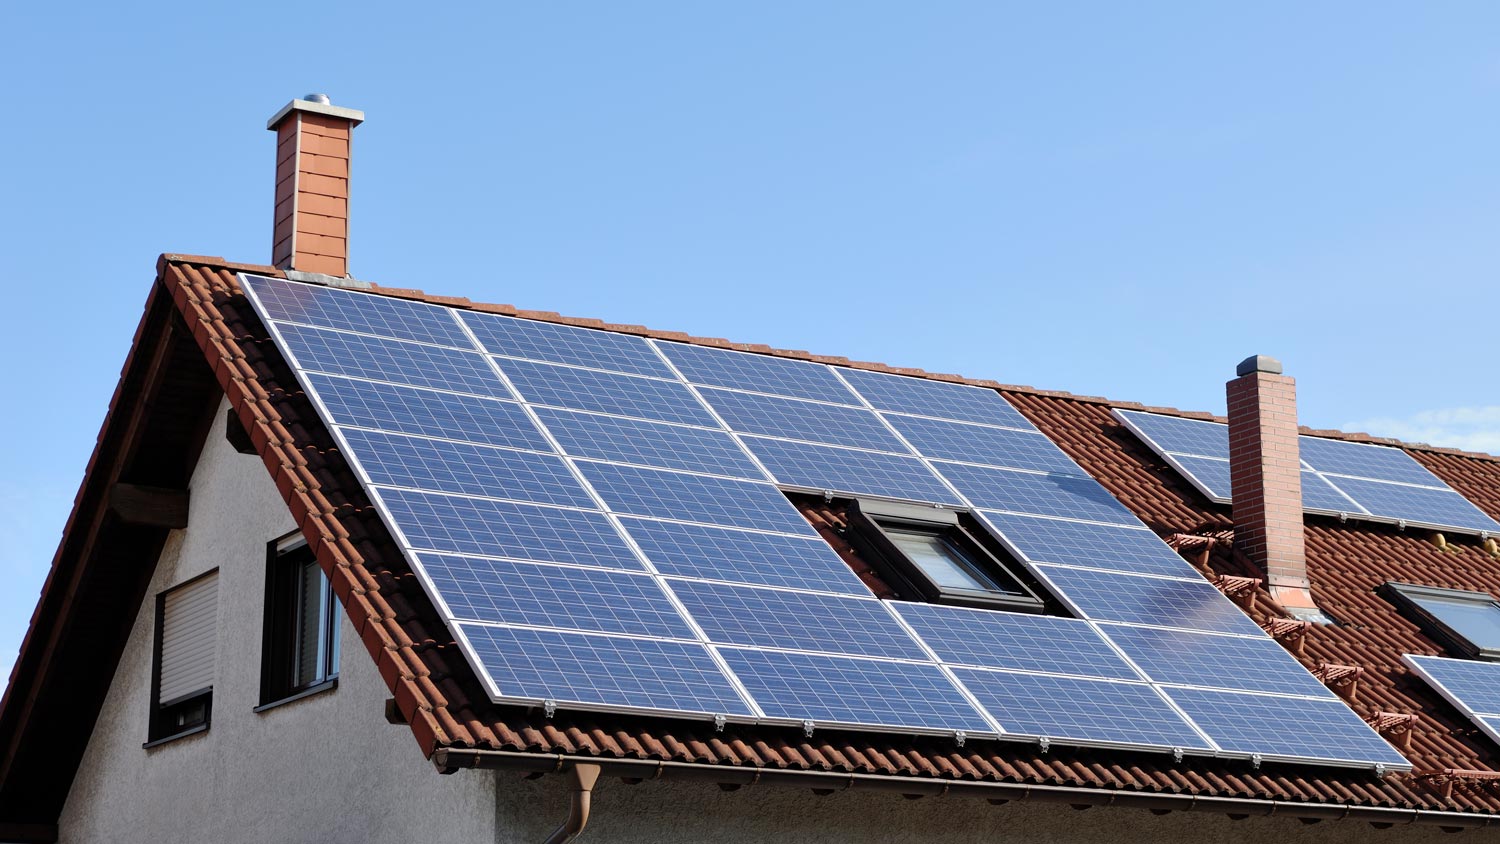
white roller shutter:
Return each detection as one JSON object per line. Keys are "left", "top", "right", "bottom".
{"left": 158, "top": 573, "right": 218, "bottom": 704}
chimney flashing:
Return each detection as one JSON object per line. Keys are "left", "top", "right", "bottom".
{"left": 267, "top": 98, "right": 366, "bottom": 131}
{"left": 283, "top": 269, "right": 373, "bottom": 290}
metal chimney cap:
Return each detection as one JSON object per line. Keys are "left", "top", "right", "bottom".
{"left": 267, "top": 95, "right": 365, "bottom": 130}
{"left": 304, "top": 93, "right": 332, "bottom": 105}
{"left": 1236, "top": 355, "right": 1284, "bottom": 377}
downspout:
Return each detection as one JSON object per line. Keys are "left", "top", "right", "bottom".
{"left": 542, "top": 762, "right": 601, "bottom": 844}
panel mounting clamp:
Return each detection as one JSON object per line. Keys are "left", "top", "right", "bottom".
{"left": 802, "top": 719, "right": 816, "bottom": 737}
{"left": 543, "top": 699, "right": 558, "bottom": 719}
{"left": 954, "top": 731, "right": 967, "bottom": 748}
{"left": 714, "top": 714, "right": 727, "bottom": 732}
{"left": 1037, "top": 737, "right": 1051, "bottom": 754}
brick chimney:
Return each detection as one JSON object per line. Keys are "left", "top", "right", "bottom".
{"left": 266, "top": 94, "right": 364, "bottom": 277}
{"left": 1226, "top": 355, "right": 1327, "bottom": 622}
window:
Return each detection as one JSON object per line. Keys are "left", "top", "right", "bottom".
{"left": 1383, "top": 582, "right": 1500, "bottom": 660}
{"left": 147, "top": 570, "right": 218, "bottom": 746}
{"left": 258, "top": 534, "right": 340, "bottom": 709}
{"left": 846, "top": 499, "right": 1044, "bottom": 612}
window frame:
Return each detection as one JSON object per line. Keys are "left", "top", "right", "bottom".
{"left": 846, "top": 499, "right": 1045, "bottom": 612}
{"left": 1383, "top": 581, "right": 1500, "bottom": 661}
{"left": 144, "top": 568, "right": 218, "bottom": 748}
{"left": 256, "top": 533, "right": 340, "bottom": 711}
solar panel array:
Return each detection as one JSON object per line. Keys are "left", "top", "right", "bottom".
{"left": 1115, "top": 410, "right": 1500, "bottom": 535}
{"left": 1404, "top": 655, "right": 1500, "bottom": 749}
{"left": 242, "top": 274, "right": 1410, "bottom": 771}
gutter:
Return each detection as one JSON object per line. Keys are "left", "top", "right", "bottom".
{"left": 431, "top": 747, "right": 1500, "bottom": 833}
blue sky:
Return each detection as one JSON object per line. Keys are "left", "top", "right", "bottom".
{"left": 4, "top": 2, "right": 1500, "bottom": 682}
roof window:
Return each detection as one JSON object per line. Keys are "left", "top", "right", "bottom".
{"left": 1384, "top": 582, "right": 1500, "bottom": 660}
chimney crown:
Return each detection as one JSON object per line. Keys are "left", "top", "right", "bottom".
{"left": 266, "top": 96, "right": 365, "bottom": 131}
{"left": 1235, "top": 354, "right": 1284, "bottom": 377}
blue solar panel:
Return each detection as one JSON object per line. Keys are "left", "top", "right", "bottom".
{"left": 1115, "top": 409, "right": 1230, "bottom": 458}
{"left": 534, "top": 406, "right": 764, "bottom": 480}
{"left": 954, "top": 670, "right": 1209, "bottom": 749}
{"left": 340, "top": 428, "right": 594, "bottom": 507}
{"left": 276, "top": 323, "right": 512, "bottom": 397}
{"left": 1329, "top": 477, "right": 1500, "bottom": 531}
{"left": 672, "top": 582, "right": 928, "bottom": 660}
{"left": 839, "top": 368, "right": 1033, "bottom": 429}
{"left": 934, "top": 462, "right": 1140, "bottom": 526}
{"left": 246, "top": 275, "right": 474, "bottom": 348}
{"left": 460, "top": 311, "right": 677, "bottom": 378}
{"left": 1034, "top": 566, "right": 1263, "bottom": 636}
{"left": 1165, "top": 454, "right": 1233, "bottom": 499}
{"left": 1301, "top": 471, "right": 1364, "bottom": 513}
{"left": 1103, "top": 625, "right": 1333, "bottom": 698}
{"left": 895, "top": 603, "right": 1139, "bottom": 680}
{"left": 885, "top": 414, "right": 1082, "bottom": 475}
{"left": 1405, "top": 655, "right": 1500, "bottom": 715}
{"left": 417, "top": 555, "right": 695, "bottom": 638}
{"left": 977, "top": 512, "right": 1200, "bottom": 578}
{"left": 744, "top": 437, "right": 963, "bottom": 504}
{"left": 460, "top": 623, "right": 753, "bottom": 715}
{"left": 308, "top": 373, "right": 547, "bottom": 451}
{"left": 496, "top": 357, "right": 720, "bottom": 427}
{"left": 620, "top": 518, "right": 869, "bottom": 594}
{"left": 698, "top": 387, "right": 910, "bottom": 453}
{"left": 718, "top": 648, "right": 992, "bottom": 732}
{"left": 1299, "top": 436, "right": 1444, "bottom": 487}
{"left": 575, "top": 461, "right": 815, "bottom": 535}
{"left": 657, "top": 342, "right": 859, "bottom": 404}
{"left": 1164, "top": 687, "right": 1408, "bottom": 766}
{"left": 376, "top": 489, "right": 643, "bottom": 569}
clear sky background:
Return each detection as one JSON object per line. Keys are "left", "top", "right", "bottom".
{"left": 3, "top": 3, "right": 1499, "bottom": 682}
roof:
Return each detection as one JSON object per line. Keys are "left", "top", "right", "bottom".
{"left": 8, "top": 254, "right": 1500, "bottom": 834}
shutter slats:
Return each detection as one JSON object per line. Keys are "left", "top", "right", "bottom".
{"left": 158, "top": 574, "right": 218, "bottom": 703}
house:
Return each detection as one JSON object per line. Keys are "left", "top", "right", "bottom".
{"left": 5, "top": 95, "right": 1500, "bottom": 843}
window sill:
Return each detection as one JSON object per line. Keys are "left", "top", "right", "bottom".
{"left": 254, "top": 678, "right": 338, "bottom": 713}
{"left": 142, "top": 722, "right": 209, "bottom": 749}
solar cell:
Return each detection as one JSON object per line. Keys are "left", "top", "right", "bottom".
{"left": 417, "top": 555, "right": 695, "bottom": 638}
{"left": 976, "top": 512, "right": 1200, "bottom": 578}
{"left": 1329, "top": 477, "right": 1500, "bottom": 532}
{"left": 718, "top": 648, "right": 992, "bottom": 732}
{"left": 698, "top": 387, "right": 909, "bottom": 452}
{"left": 953, "top": 669, "right": 1210, "bottom": 749}
{"left": 1114, "top": 409, "right": 1230, "bottom": 458}
{"left": 496, "top": 357, "right": 720, "bottom": 427}
{"left": 656, "top": 342, "right": 859, "bottom": 404}
{"left": 308, "top": 373, "right": 548, "bottom": 451}
{"left": 1164, "top": 454, "right": 1232, "bottom": 500}
{"left": 575, "top": 461, "right": 816, "bottom": 535}
{"left": 1164, "top": 687, "right": 1409, "bottom": 766}
{"left": 839, "top": 368, "right": 1033, "bottom": 429}
{"left": 1405, "top": 655, "right": 1500, "bottom": 715}
{"left": 884, "top": 414, "right": 1082, "bottom": 475}
{"left": 743, "top": 436, "right": 963, "bottom": 504}
{"left": 1102, "top": 625, "right": 1333, "bottom": 698}
{"left": 1034, "top": 566, "right": 1263, "bottom": 636}
{"left": 375, "top": 488, "right": 644, "bottom": 569}
{"left": 460, "top": 311, "right": 677, "bottom": 378}
{"left": 534, "top": 406, "right": 765, "bottom": 480}
{"left": 1300, "top": 471, "right": 1365, "bottom": 514}
{"left": 1299, "top": 436, "right": 1445, "bottom": 487}
{"left": 459, "top": 623, "right": 753, "bottom": 715}
{"left": 276, "top": 323, "right": 511, "bottom": 397}
{"left": 671, "top": 581, "right": 929, "bottom": 660}
{"left": 246, "top": 274, "right": 473, "bottom": 348}
{"left": 340, "top": 428, "right": 594, "bottom": 508}
{"left": 934, "top": 462, "right": 1140, "bottom": 526}
{"left": 619, "top": 518, "right": 869, "bottom": 594}
{"left": 895, "top": 603, "right": 1140, "bottom": 680}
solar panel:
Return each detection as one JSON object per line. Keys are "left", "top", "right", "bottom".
{"left": 418, "top": 554, "right": 695, "bottom": 638}
{"left": 1404, "top": 655, "right": 1500, "bottom": 738}
{"left": 245, "top": 274, "right": 474, "bottom": 348}
{"left": 459, "top": 623, "right": 753, "bottom": 716}
{"left": 717, "top": 648, "right": 992, "bottom": 732}
{"left": 743, "top": 436, "right": 963, "bottom": 504}
{"left": 883, "top": 414, "right": 1083, "bottom": 476}
{"left": 894, "top": 603, "right": 1140, "bottom": 680}
{"left": 1034, "top": 566, "right": 1264, "bottom": 636}
{"left": 672, "top": 581, "right": 929, "bottom": 660}
{"left": 275, "top": 323, "right": 512, "bottom": 397}
{"left": 839, "top": 368, "right": 1034, "bottom": 429}
{"left": 1165, "top": 454, "right": 1233, "bottom": 500}
{"left": 533, "top": 406, "right": 765, "bottom": 480}
{"left": 698, "top": 387, "right": 909, "bottom": 453}
{"left": 340, "top": 428, "right": 595, "bottom": 507}
{"left": 495, "top": 357, "right": 720, "bottom": 427}
{"left": 308, "top": 373, "right": 548, "bottom": 451}
{"left": 575, "top": 461, "right": 816, "bottom": 535}
{"left": 1299, "top": 436, "right": 1446, "bottom": 487}
{"left": 977, "top": 512, "right": 1200, "bottom": 578}
{"left": 1163, "top": 687, "right": 1410, "bottom": 767}
{"left": 1115, "top": 409, "right": 1229, "bottom": 457}
{"left": 953, "top": 669, "right": 1210, "bottom": 749}
{"left": 1329, "top": 477, "right": 1500, "bottom": 532}
{"left": 375, "top": 488, "right": 644, "bottom": 569}
{"left": 656, "top": 342, "right": 859, "bottom": 404}
{"left": 1102, "top": 625, "right": 1334, "bottom": 698}
{"left": 934, "top": 462, "right": 1140, "bottom": 526}
{"left": 459, "top": 311, "right": 678, "bottom": 378}
{"left": 1301, "top": 471, "right": 1365, "bottom": 514}
{"left": 619, "top": 518, "right": 869, "bottom": 595}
